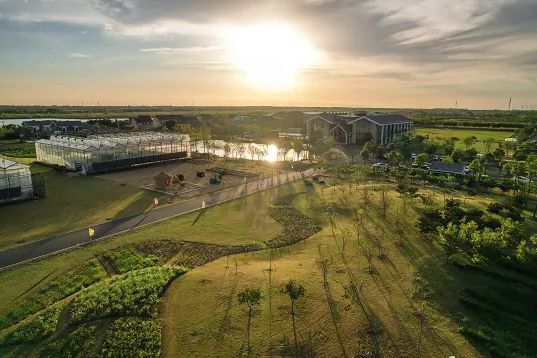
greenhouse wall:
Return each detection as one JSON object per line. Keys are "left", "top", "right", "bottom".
{"left": 36, "top": 132, "right": 190, "bottom": 174}
{"left": 0, "top": 160, "right": 38, "bottom": 205}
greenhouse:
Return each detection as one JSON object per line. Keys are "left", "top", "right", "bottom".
{"left": 0, "top": 159, "right": 35, "bottom": 204}
{"left": 35, "top": 132, "right": 190, "bottom": 174}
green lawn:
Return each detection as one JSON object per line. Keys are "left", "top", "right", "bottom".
{"left": 0, "top": 141, "right": 35, "bottom": 158}
{"left": 415, "top": 127, "right": 514, "bottom": 152}
{"left": 0, "top": 165, "right": 154, "bottom": 249}
{"left": 0, "top": 182, "right": 297, "bottom": 314}
{"left": 2, "top": 178, "right": 537, "bottom": 357}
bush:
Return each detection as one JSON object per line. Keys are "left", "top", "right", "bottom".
{"left": 487, "top": 202, "right": 504, "bottom": 214}
{"left": 100, "top": 318, "right": 162, "bottom": 358}
{"left": 39, "top": 323, "right": 99, "bottom": 358}
{"left": 0, "top": 261, "right": 107, "bottom": 329}
{"left": 104, "top": 248, "right": 160, "bottom": 274}
{"left": 0, "top": 303, "right": 63, "bottom": 347}
{"left": 266, "top": 207, "right": 321, "bottom": 248}
{"left": 68, "top": 266, "right": 187, "bottom": 323}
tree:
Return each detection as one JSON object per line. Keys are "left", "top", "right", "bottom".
{"left": 483, "top": 138, "right": 496, "bottom": 153}
{"left": 386, "top": 151, "right": 404, "bottom": 164}
{"left": 414, "top": 153, "right": 429, "bottom": 166}
{"left": 360, "top": 149, "right": 370, "bottom": 164}
{"left": 380, "top": 184, "right": 389, "bottom": 216}
{"left": 493, "top": 147, "right": 505, "bottom": 161}
{"left": 516, "top": 234, "right": 537, "bottom": 266}
{"left": 282, "top": 280, "right": 305, "bottom": 355}
{"left": 469, "top": 158, "right": 483, "bottom": 179}
{"left": 525, "top": 153, "right": 537, "bottom": 195}
{"left": 463, "top": 136, "right": 477, "bottom": 149}
{"left": 442, "top": 155, "right": 454, "bottom": 164}
{"left": 237, "top": 287, "right": 263, "bottom": 355}
{"left": 247, "top": 144, "right": 257, "bottom": 164}
{"left": 451, "top": 148, "right": 465, "bottom": 163}
{"left": 364, "top": 140, "right": 376, "bottom": 154}
{"left": 223, "top": 143, "right": 231, "bottom": 160}
{"left": 292, "top": 139, "right": 304, "bottom": 162}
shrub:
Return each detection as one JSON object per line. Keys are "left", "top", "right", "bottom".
{"left": 39, "top": 323, "right": 99, "bottom": 358}
{"left": 100, "top": 318, "right": 161, "bottom": 358}
{"left": 487, "top": 202, "right": 504, "bottom": 214}
{"left": 104, "top": 248, "right": 160, "bottom": 274}
{"left": 0, "top": 303, "right": 63, "bottom": 347}
{"left": 68, "top": 266, "right": 187, "bottom": 323}
{"left": 0, "top": 261, "right": 107, "bottom": 329}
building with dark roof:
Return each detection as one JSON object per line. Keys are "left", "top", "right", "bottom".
{"left": 430, "top": 162, "right": 466, "bottom": 176}
{"left": 305, "top": 112, "right": 413, "bottom": 145}
{"left": 131, "top": 115, "right": 155, "bottom": 130}
{"left": 155, "top": 115, "right": 204, "bottom": 128}
{"left": 22, "top": 120, "right": 84, "bottom": 137}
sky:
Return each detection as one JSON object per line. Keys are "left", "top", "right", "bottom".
{"left": 0, "top": 0, "right": 536, "bottom": 109}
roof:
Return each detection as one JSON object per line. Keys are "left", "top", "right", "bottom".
{"left": 304, "top": 113, "right": 335, "bottom": 124}
{"left": 133, "top": 115, "right": 154, "bottom": 124}
{"left": 22, "top": 120, "right": 55, "bottom": 126}
{"left": 430, "top": 162, "right": 466, "bottom": 175}
{"left": 0, "top": 158, "right": 29, "bottom": 173}
{"left": 348, "top": 114, "right": 413, "bottom": 126}
{"left": 21, "top": 120, "right": 82, "bottom": 127}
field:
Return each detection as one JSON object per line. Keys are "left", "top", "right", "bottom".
{"left": 0, "top": 165, "right": 154, "bottom": 249}
{"left": 414, "top": 127, "right": 514, "bottom": 152}
{"left": 1, "top": 173, "right": 537, "bottom": 357}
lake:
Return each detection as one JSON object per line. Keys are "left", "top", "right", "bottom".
{"left": 191, "top": 140, "right": 308, "bottom": 162}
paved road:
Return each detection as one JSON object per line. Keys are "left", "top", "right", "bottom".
{"left": 0, "top": 169, "right": 314, "bottom": 270}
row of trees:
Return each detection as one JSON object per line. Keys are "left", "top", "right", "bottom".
{"left": 237, "top": 280, "right": 306, "bottom": 356}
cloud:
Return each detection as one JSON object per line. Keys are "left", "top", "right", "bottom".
{"left": 69, "top": 52, "right": 91, "bottom": 59}
{"left": 139, "top": 46, "right": 220, "bottom": 55}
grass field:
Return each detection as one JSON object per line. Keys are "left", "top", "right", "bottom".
{"left": 1, "top": 177, "right": 537, "bottom": 356}
{"left": 414, "top": 127, "right": 514, "bottom": 152}
{"left": 0, "top": 165, "right": 154, "bottom": 249}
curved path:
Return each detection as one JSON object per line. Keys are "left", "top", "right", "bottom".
{"left": 0, "top": 169, "right": 315, "bottom": 271}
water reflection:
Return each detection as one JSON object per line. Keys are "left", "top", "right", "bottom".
{"left": 191, "top": 140, "right": 307, "bottom": 162}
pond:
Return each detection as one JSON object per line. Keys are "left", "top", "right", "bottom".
{"left": 191, "top": 140, "right": 308, "bottom": 162}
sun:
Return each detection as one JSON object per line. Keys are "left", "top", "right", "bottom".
{"left": 226, "top": 23, "right": 319, "bottom": 90}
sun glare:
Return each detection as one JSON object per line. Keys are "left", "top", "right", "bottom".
{"left": 227, "top": 23, "right": 319, "bottom": 90}
{"left": 266, "top": 144, "right": 278, "bottom": 162}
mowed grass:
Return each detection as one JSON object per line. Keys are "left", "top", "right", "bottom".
{"left": 0, "top": 165, "right": 154, "bottom": 249}
{"left": 0, "top": 182, "right": 298, "bottom": 314}
{"left": 415, "top": 127, "right": 514, "bottom": 152}
{"left": 160, "top": 183, "right": 486, "bottom": 357}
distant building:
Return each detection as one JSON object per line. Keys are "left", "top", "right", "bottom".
{"left": 305, "top": 112, "right": 413, "bottom": 145}
{"left": 155, "top": 115, "right": 204, "bottom": 129}
{"left": 430, "top": 162, "right": 466, "bottom": 176}
{"left": 279, "top": 128, "right": 304, "bottom": 139}
{"left": 131, "top": 115, "right": 155, "bottom": 130}
{"left": 22, "top": 120, "right": 84, "bottom": 137}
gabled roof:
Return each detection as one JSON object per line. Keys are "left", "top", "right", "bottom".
{"left": 348, "top": 114, "right": 413, "bottom": 126}
{"left": 22, "top": 120, "right": 82, "bottom": 127}
{"left": 304, "top": 113, "right": 335, "bottom": 125}
{"left": 55, "top": 120, "right": 83, "bottom": 126}
{"left": 430, "top": 162, "right": 466, "bottom": 175}
{"left": 22, "top": 120, "right": 55, "bottom": 126}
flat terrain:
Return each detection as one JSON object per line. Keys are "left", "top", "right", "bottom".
{"left": 1, "top": 176, "right": 536, "bottom": 357}
{"left": 0, "top": 165, "right": 153, "bottom": 249}
{"left": 98, "top": 159, "right": 281, "bottom": 198}
{"left": 414, "top": 127, "right": 514, "bottom": 152}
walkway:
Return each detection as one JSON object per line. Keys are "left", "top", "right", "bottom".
{"left": 0, "top": 169, "right": 316, "bottom": 270}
